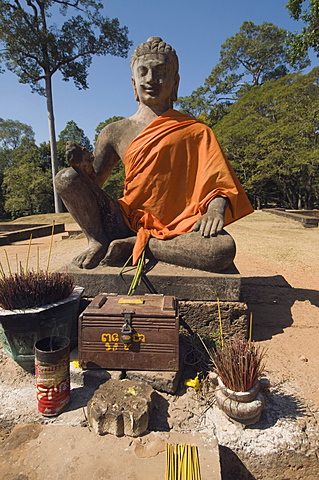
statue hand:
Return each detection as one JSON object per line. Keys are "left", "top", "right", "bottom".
{"left": 193, "top": 211, "right": 225, "bottom": 237}
{"left": 193, "top": 196, "right": 229, "bottom": 237}
{"left": 66, "top": 141, "right": 95, "bottom": 180}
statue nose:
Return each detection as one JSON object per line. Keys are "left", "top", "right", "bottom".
{"left": 145, "top": 70, "right": 156, "bottom": 83}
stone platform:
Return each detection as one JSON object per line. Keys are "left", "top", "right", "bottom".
{"left": 0, "top": 223, "right": 65, "bottom": 245}
{"left": 67, "top": 261, "right": 241, "bottom": 301}
{"left": 263, "top": 208, "right": 319, "bottom": 227}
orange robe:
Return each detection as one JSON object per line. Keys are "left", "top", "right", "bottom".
{"left": 118, "top": 109, "right": 253, "bottom": 264}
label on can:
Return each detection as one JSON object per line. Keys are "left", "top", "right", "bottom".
{"left": 35, "top": 354, "right": 70, "bottom": 416}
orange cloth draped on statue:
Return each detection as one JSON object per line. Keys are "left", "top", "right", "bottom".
{"left": 118, "top": 109, "right": 253, "bottom": 264}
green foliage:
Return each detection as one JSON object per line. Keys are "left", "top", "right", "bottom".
{"left": 286, "top": 0, "right": 319, "bottom": 57}
{"left": 95, "top": 116, "right": 125, "bottom": 199}
{"left": 0, "top": 118, "right": 35, "bottom": 150}
{"left": 214, "top": 67, "right": 319, "bottom": 209}
{"left": 37, "top": 141, "right": 57, "bottom": 170}
{"left": 59, "top": 120, "right": 92, "bottom": 151}
{"left": 2, "top": 141, "right": 53, "bottom": 217}
{"left": 177, "top": 21, "right": 310, "bottom": 126}
{"left": 0, "top": 118, "right": 36, "bottom": 174}
{"left": 102, "top": 161, "right": 125, "bottom": 199}
{"left": 0, "top": 120, "right": 37, "bottom": 217}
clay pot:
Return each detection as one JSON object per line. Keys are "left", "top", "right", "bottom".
{"left": 0, "top": 286, "right": 84, "bottom": 372}
{"left": 214, "top": 376, "right": 266, "bottom": 426}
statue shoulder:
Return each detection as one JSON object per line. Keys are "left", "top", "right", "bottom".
{"left": 98, "top": 117, "right": 147, "bottom": 159}
{"left": 98, "top": 117, "right": 129, "bottom": 142}
{"left": 99, "top": 117, "right": 137, "bottom": 145}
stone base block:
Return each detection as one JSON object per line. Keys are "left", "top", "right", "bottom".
{"left": 126, "top": 369, "right": 182, "bottom": 394}
{"left": 87, "top": 378, "right": 155, "bottom": 437}
{"left": 66, "top": 261, "right": 241, "bottom": 301}
{"left": 179, "top": 300, "right": 249, "bottom": 338}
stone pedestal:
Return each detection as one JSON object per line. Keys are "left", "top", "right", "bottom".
{"left": 66, "top": 262, "right": 241, "bottom": 301}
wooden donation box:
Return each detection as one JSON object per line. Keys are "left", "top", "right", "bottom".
{"left": 78, "top": 293, "right": 179, "bottom": 371}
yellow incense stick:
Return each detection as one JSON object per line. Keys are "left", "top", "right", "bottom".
{"left": 0, "top": 261, "right": 5, "bottom": 279}
{"left": 25, "top": 234, "right": 32, "bottom": 273}
{"left": 165, "top": 443, "right": 201, "bottom": 480}
{"left": 46, "top": 220, "right": 55, "bottom": 272}
{"left": 217, "top": 297, "right": 224, "bottom": 348}
{"left": 249, "top": 312, "right": 253, "bottom": 346}
{"left": 4, "top": 249, "right": 12, "bottom": 276}
{"left": 36, "top": 246, "right": 40, "bottom": 274}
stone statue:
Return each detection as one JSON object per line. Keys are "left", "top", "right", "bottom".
{"left": 55, "top": 37, "right": 253, "bottom": 272}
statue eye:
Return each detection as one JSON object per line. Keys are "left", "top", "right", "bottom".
{"left": 156, "top": 65, "right": 166, "bottom": 76}
{"left": 138, "top": 66, "right": 148, "bottom": 77}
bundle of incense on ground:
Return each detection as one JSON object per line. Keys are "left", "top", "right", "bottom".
{"left": 165, "top": 443, "right": 201, "bottom": 480}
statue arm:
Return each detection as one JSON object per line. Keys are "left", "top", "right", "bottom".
{"left": 193, "top": 196, "right": 229, "bottom": 237}
{"left": 66, "top": 127, "right": 120, "bottom": 188}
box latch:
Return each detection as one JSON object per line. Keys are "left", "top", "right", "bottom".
{"left": 120, "top": 310, "right": 135, "bottom": 344}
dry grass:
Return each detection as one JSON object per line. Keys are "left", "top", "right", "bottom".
{"left": 10, "top": 213, "right": 76, "bottom": 225}
{"left": 226, "top": 210, "right": 319, "bottom": 288}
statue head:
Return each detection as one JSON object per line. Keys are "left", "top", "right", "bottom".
{"left": 130, "top": 37, "right": 180, "bottom": 105}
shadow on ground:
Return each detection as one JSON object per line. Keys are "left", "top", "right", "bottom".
{"left": 219, "top": 445, "right": 257, "bottom": 480}
{"left": 241, "top": 275, "right": 319, "bottom": 340}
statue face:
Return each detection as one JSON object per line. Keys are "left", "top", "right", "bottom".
{"left": 132, "top": 54, "right": 179, "bottom": 107}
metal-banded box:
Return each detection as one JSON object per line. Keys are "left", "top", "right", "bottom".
{"left": 78, "top": 293, "right": 179, "bottom": 371}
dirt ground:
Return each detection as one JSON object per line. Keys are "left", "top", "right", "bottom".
{"left": 0, "top": 210, "right": 318, "bottom": 479}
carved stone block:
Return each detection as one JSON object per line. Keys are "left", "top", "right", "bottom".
{"left": 87, "top": 378, "right": 155, "bottom": 437}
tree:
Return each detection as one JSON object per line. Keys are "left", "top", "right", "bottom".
{"left": 0, "top": 118, "right": 36, "bottom": 216}
{"left": 0, "top": 0, "right": 132, "bottom": 213}
{"left": 3, "top": 139, "right": 53, "bottom": 217}
{"left": 213, "top": 68, "right": 319, "bottom": 209}
{"left": 287, "top": 0, "right": 319, "bottom": 58}
{"left": 177, "top": 21, "right": 310, "bottom": 126}
{"left": 59, "top": 120, "right": 92, "bottom": 151}
{"left": 0, "top": 118, "right": 35, "bottom": 150}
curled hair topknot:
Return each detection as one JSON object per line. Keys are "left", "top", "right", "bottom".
{"left": 130, "top": 37, "right": 179, "bottom": 73}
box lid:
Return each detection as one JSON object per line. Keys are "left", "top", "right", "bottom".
{"left": 82, "top": 293, "right": 177, "bottom": 318}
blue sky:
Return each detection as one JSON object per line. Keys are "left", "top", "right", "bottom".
{"left": 1, "top": 0, "right": 318, "bottom": 145}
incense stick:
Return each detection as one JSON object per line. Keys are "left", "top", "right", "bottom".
{"left": 249, "top": 312, "right": 253, "bottom": 346}
{"left": 46, "top": 220, "right": 55, "bottom": 272}
{"left": 217, "top": 297, "right": 224, "bottom": 348}
{"left": 4, "top": 249, "right": 12, "bottom": 276}
{"left": 25, "top": 234, "right": 32, "bottom": 273}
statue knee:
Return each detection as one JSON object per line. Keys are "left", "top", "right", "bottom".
{"left": 55, "top": 167, "right": 81, "bottom": 196}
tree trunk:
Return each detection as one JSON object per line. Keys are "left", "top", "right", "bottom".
{"left": 45, "top": 74, "right": 63, "bottom": 213}
{"left": 256, "top": 196, "right": 261, "bottom": 210}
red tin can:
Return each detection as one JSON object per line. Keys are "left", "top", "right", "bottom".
{"left": 34, "top": 336, "right": 70, "bottom": 416}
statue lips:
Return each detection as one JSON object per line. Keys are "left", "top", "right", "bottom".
{"left": 142, "top": 85, "right": 159, "bottom": 96}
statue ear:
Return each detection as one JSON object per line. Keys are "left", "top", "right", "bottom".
{"left": 132, "top": 77, "right": 139, "bottom": 102}
{"left": 171, "top": 73, "right": 180, "bottom": 103}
